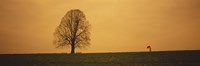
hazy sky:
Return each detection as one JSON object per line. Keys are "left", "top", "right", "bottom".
{"left": 0, "top": 0, "right": 200, "bottom": 54}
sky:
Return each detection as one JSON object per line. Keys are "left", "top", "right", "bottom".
{"left": 0, "top": 0, "right": 200, "bottom": 54}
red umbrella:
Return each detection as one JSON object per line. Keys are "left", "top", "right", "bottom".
{"left": 147, "top": 45, "right": 151, "bottom": 48}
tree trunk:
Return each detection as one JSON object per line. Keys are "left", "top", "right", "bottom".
{"left": 71, "top": 41, "right": 75, "bottom": 54}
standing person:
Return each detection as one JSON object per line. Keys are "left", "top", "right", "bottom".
{"left": 147, "top": 45, "right": 151, "bottom": 52}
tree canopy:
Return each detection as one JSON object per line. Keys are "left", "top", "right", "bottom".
{"left": 54, "top": 9, "right": 91, "bottom": 54}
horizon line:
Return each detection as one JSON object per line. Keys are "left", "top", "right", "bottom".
{"left": 0, "top": 49, "right": 199, "bottom": 55}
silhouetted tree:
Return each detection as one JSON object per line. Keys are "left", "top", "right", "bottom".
{"left": 54, "top": 9, "right": 91, "bottom": 54}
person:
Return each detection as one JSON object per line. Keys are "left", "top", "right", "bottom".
{"left": 147, "top": 45, "right": 151, "bottom": 52}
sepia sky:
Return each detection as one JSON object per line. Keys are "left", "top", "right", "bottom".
{"left": 0, "top": 0, "right": 200, "bottom": 54}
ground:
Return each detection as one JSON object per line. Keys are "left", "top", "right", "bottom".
{"left": 0, "top": 50, "right": 200, "bottom": 66}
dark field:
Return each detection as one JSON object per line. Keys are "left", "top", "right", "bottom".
{"left": 0, "top": 50, "right": 200, "bottom": 66}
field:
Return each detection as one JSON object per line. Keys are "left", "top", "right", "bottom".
{"left": 0, "top": 50, "right": 200, "bottom": 66}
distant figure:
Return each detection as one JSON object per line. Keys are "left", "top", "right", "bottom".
{"left": 147, "top": 45, "right": 151, "bottom": 52}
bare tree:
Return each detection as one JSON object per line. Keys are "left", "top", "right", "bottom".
{"left": 54, "top": 9, "right": 91, "bottom": 54}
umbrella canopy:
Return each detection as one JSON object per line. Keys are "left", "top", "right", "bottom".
{"left": 147, "top": 45, "right": 151, "bottom": 48}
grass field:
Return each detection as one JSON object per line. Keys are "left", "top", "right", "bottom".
{"left": 0, "top": 50, "right": 200, "bottom": 66}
